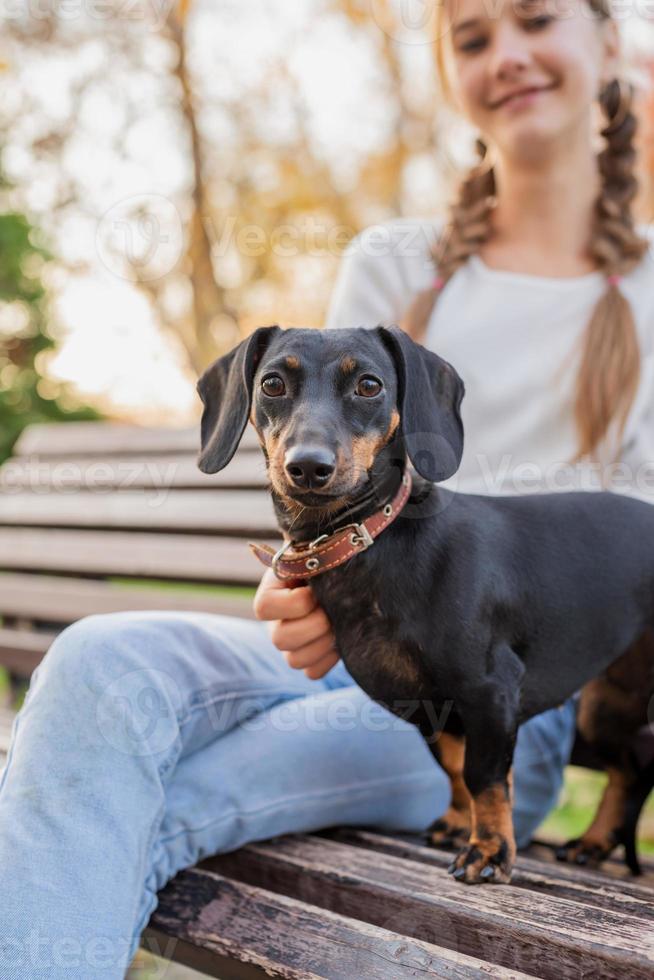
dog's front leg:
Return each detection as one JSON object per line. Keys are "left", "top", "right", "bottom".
{"left": 428, "top": 732, "right": 472, "bottom": 849}
{"left": 448, "top": 644, "right": 523, "bottom": 885}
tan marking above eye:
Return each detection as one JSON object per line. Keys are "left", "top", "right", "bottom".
{"left": 285, "top": 355, "right": 300, "bottom": 370}
{"left": 339, "top": 356, "right": 357, "bottom": 375}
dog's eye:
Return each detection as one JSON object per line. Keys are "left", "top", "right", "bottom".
{"left": 356, "top": 376, "right": 382, "bottom": 397}
{"left": 261, "top": 375, "right": 286, "bottom": 397}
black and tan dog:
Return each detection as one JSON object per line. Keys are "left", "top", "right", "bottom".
{"left": 196, "top": 323, "right": 654, "bottom": 884}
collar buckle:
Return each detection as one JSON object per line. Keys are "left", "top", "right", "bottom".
{"left": 343, "top": 522, "right": 374, "bottom": 550}
{"left": 307, "top": 520, "right": 372, "bottom": 553}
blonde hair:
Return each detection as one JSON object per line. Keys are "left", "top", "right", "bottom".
{"left": 403, "top": 0, "right": 649, "bottom": 464}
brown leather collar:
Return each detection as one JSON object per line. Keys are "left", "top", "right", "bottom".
{"left": 249, "top": 469, "right": 413, "bottom": 581}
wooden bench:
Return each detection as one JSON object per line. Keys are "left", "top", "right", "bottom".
{"left": 0, "top": 420, "right": 652, "bottom": 979}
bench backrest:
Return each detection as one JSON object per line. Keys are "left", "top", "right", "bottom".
{"left": 0, "top": 421, "right": 281, "bottom": 676}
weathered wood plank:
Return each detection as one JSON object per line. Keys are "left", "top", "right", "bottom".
{"left": 201, "top": 835, "right": 654, "bottom": 980}
{"left": 0, "top": 628, "right": 57, "bottom": 675}
{"left": 0, "top": 573, "right": 256, "bottom": 624}
{"left": 0, "top": 452, "right": 268, "bottom": 491}
{"left": 0, "top": 490, "right": 276, "bottom": 535}
{"left": 0, "top": 529, "right": 277, "bottom": 584}
{"left": 320, "top": 828, "right": 654, "bottom": 916}
{"left": 13, "top": 423, "right": 260, "bottom": 457}
{"left": 527, "top": 839, "right": 654, "bottom": 884}
{"left": 144, "top": 866, "right": 536, "bottom": 980}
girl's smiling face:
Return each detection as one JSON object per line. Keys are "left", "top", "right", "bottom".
{"left": 441, "top": 0, "right": 621, "bottom": 157}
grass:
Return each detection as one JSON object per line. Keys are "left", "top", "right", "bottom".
{"left": 107, "top": 577, "right": 257, "bottom": 601}
{"left": 126, "top": 950, "right": 209, "bottom": 979}
{"left": 538, "top": 765, "right": 654, "bottom": 854}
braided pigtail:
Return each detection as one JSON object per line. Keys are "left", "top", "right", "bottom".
{"left": 400, "top": 139, "right": 497, "bottom": 342}
{"left": 572, "top": 78, "right": 650, "bottom": 465}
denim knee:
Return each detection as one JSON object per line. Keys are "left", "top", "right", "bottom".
{"left": 31, "top": 614, "right": 159, "bottom": 708}
{"left": 25, "top": 613, "right": 187, "bottom": 767}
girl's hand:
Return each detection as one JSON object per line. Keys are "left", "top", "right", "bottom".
{"left": 253, "top": 567, "right": 340, "bottom": 680}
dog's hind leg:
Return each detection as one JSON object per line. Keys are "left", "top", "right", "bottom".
{"left": 556, "top": 764, "right": 633, "bottom": 869}
{"left": 557, "top": 634, "right": 654, "bottom": 873}
{"left": 427, "top": 732, "right": 472, "bottom": 850}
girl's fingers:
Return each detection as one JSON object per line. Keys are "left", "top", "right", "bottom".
{"left": 268, "top": 606, "right": 332, "bottom": 652}
{"left": 253, "top": 569, "right": 317, "bottom": 621}
{"left": 283, "top": 630, "right": 337, "bottom": 670}
{"left": 302, "top": 649, "right": 340, "bottom": 680}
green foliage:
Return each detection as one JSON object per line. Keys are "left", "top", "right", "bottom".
{"left": 0, "top": 204, "right": 102, "bottom": 465}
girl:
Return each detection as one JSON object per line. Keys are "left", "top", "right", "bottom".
{"left": 0, "top": 1, "right": 652, "bottom": 977}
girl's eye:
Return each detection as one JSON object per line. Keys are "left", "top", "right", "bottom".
{"left": 261, "top": 375, "right": 286, "bottom": 397}
{"left": 524, "top": 15, "right": 552, "bottom": 29}
{"left": 459, "top": 15, "right": 551, "bottom": 53}
{"left": 459, "top": 37, "right": 486, "bottom": 53}
{"left": 356, "top": 376, "right": 383, "bottom": 397}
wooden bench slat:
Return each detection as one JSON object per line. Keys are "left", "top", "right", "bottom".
{"left": 0, "top": 627, "right": 57, "bottom": 675}
{"left": 0, "top": 573, "right": 256, "bottom": 624}
{"left": 0, "top": 528, "right": 277, "bottom": 584}
{"left": 0, "top": 490, "right": 276, "bottom": 535}
{"left": 320, "top": 828, "right": 654, "bottom": 917}
{"left": 527, "top": 837, "right": 654, "bottom": 880}
{"left": 0, "top": 452, "right": 269, "bottom": 491}
{"left": 201, "top": 835, "right": 654, "bottom": 980}
{"left": 144, "top": 866, "right": 537, "bottom": 980}
{"left": 13, "top": 423, "right": 260, "bottom": 457}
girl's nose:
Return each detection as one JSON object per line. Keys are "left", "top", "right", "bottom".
{"left": 487, "top": 25, "right": 532, "bottom": 81}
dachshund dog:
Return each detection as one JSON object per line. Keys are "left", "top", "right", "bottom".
{"left": 195, "top": 323, "right": 654, "bottom": 884}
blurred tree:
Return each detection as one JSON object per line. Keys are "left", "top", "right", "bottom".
{"left": 0, "top": 0, "right": 446, "bottom": 374}
{"left": 0, "top": 0, "right": 651, "bottom": 386}
{"left": 0, "top": 172, "right": 102, "bottom": 464}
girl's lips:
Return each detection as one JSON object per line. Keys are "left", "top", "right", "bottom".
{"left": 496, "top": 84, "right": 556, "bottom": 109}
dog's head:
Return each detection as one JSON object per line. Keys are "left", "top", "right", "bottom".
{"left": 196, "top": 324, "right": 464, "bottom": 512}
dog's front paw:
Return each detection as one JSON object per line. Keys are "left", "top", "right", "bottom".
{"left": 447, "top": 837, "right": 514, "bottom": 885}
{"left": 428, "top": 807, "right": 471, "bottom": 850}
{"left": 555, "top": 832, "right": 618, "bottom": 868}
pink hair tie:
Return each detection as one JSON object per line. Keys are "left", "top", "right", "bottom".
{"left": 432, "top": 275, "right": 445, "bottom": 291}
{"left": 607, "top": 273, "right": 622, "bottom": 287}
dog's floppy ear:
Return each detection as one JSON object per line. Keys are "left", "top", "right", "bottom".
{"left": 196, "top": 325, "right": 282, "bottom": 474}
{"left": 377, "top": 325, "right": 465, "bottom": 482}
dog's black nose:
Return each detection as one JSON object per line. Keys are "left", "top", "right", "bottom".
{"left": 284, "top": 446, "right": 336, "bottom": 489}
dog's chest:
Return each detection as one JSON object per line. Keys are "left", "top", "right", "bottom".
{"left": 311, "top": 572, "right": 434, "bottom": 701}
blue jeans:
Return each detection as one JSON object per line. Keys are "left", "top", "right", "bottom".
{"left": 0, "top": 610, "right": 577, "bottom": 978}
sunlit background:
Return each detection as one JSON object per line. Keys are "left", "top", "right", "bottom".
{"left": 1, "top": 0, "right": 653, "bottom": 436}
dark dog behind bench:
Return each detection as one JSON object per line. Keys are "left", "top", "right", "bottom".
{"left": 196, "top": 323, "right": 654, "bottom": 885}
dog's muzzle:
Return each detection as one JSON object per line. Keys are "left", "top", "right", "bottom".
{"left": 249, "top": 470, "right": 412, "bottom": 581}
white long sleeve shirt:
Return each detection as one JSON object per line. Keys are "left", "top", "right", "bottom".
{"left": 324, "top": 216, "right": 654, "bottom": 501}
